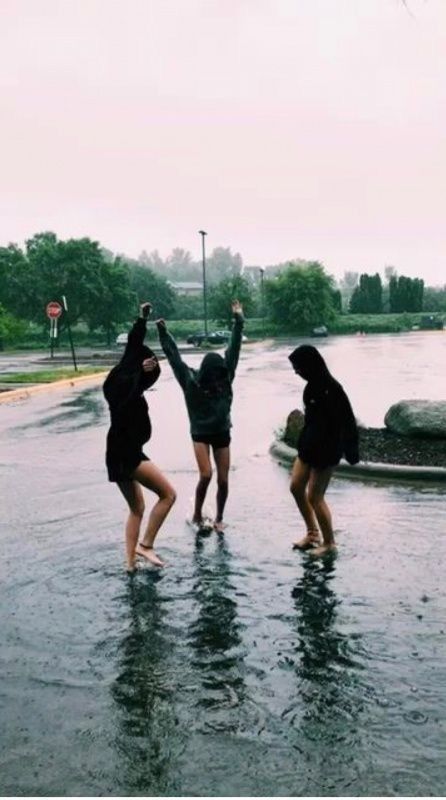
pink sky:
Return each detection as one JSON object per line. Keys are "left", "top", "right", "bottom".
{"left": 1, "top": 0, "right": 445, "bottom": 283}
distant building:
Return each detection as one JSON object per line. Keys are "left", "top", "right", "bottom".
{"left": 169, "top": 281, "right": 203, "bottom": 296}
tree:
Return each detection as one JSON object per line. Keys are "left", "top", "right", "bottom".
{"left": 0, "top": 244, "right": 31, "bottom": 319}
{"left": 206, "top": 247, "right": 243, "bottom": 285}
{"left": 128, "top": 264, "right": 176, "bottom": 319}
{"left": 339, "top": 271, "right": 359, "bottom": 310}
{"left": 208, "top": 276, "right": 254, "bottom": 324}
{"left": 24, "top": 232, "right": 106, "bottom": 326}
{"left": 349, "top": 273, "right": 382, "bottom": 313}
{"left": 0, "top": 303, "right": 26, "bottom": 350}
{"left": 85, "top": 257, "right": 135, "bottom": 344}
{"left": 388, "top": 274, "right": 424, "bottom": 312}
{"left": 265, "top": 262, "right": 338, "bottom": 331}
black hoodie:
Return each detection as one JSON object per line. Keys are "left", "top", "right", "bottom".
{"left": 103, "top": 318, "right": 160, "bottom": 467}
{"left": 158, "top": 314, "right": 244, "bottom": 436}
{"left": 289, "top": 345, "right": 359, "bottom": 467}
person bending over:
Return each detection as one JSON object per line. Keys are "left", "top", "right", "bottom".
{"left": 103, "top": 302, "right": 176, "bottom": 570}
{"left": 156, "top": 301, "right": 244, "bottom": 533}
{"left": 288, "top": 344, "right": 359, "bottom": 557}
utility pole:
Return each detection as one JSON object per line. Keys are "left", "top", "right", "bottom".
{"left": 259, "top": 267, "right": 265, "bottom": 338}
{"left": 199, "top": 230, "right": 208, "bottom": 338}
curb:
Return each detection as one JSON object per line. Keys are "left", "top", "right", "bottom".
{"left": 0, "top": 371, "right": 108, "bottom": 404}
{"left": 270, "top": 439, "right": 446, "bottom": 483}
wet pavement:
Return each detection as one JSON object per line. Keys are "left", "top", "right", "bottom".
{"left": 0, "top": 333, "right": 445, "bottom": 796}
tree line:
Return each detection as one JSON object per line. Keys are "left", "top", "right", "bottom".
{"left": 0, "top": 229, "right": 443, "bottom": 347}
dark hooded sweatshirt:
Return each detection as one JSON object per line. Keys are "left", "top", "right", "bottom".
{"left": 157, "top": 314, "right": 244, "bottom": 437}
{"left": 103, "top": 317, "right": 160, "bottom": 481}
{"left": 289, "top": 345, "right": 359, "bottom": 468}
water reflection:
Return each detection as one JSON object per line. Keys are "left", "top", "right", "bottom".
{"left": 12, "top": 387, "right": 106, "bottom": 434}
{"left": 110, "top": 576, "right": 179, "bottom": 795}
{"left": 289, "top": 560, "right": 369, "bottom": 752}
{"left": 187, "top": 537, "right": 246, "bottom": 727}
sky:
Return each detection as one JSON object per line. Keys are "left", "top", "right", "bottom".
{"left": 1, "top": 0, "right": 445, "bottom": 283}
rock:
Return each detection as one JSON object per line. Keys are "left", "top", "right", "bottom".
{"left": 385, "top": 400, "right": 446, "bottom": 439}
{"left": 284, "top": 409, "right": 305, "bottom": 448}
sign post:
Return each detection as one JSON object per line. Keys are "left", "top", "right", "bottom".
{"left": 62, "top": 295, "right": 78, "bottom": 372}
{"left": 46, "top": 301, "right": 63, "bottom": 359}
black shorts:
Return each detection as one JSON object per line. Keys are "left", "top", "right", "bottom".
{"left": 106, "top": 450, "right": 149, "bottom": 482}
{"left": 192, "top": 431, "right": 231, "bottom": 450}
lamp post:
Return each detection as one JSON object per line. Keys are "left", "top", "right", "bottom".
{"left": 259, "top": 267, "right": 265, "bottom": 338}
{"left": 199, "top": 230, "right": 208, "bottom": 338}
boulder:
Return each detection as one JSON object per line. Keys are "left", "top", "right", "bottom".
{"left": 283, "top": 409, "right": 305, "bottom": 448}
{"left": 384, "top": 400, "right": 446, "bottom": 439}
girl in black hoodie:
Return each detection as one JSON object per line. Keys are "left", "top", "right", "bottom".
{"left": 288, "top": 345, "right": 359, "bottom": 557}
{"left": 103, "top": 303, "right": 176, "bottom": 571}
{"left": 156, "top": 300, "right": 244, "bottom": 533}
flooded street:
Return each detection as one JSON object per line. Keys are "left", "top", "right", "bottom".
{"left": 1, "top": 333, "right": 445, "bottom": 796}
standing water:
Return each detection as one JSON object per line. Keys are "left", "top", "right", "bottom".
{"left": 0, "top": 332, "right": 445, "bottom": 795}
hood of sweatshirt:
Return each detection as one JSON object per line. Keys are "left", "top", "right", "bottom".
{"left": 288, "top": 345, "right": 331, "bottom": 384}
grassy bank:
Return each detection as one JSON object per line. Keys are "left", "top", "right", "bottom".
{"left": 0, "top": 367, "right": 106, "bottom": 384}
{"left": 2, "top": 312, "right": 444, "bottom": 351}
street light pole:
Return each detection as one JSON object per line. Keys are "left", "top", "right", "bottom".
{"left": 259, "top": 267, "right": 265, "bottom": 338}
{"left": 199, "top": 230, "right": 208, "bottom": 338}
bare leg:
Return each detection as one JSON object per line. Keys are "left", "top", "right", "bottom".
{"left": 213, "top": 445, "right": 230, "bottom": 531}
{"left": 131, "top": 460, "right": 176, "bottom": 567}
{"left": 290, "top": 458, "right": 321, "bottom": 549}
{"left": 192, "top": 442, "right": 212, "bottom": 524}
{"left": 117, "top": 480, "right": 145, "bottom": 571}
{"left": 307, "top": 467, "right": 336, "bottom": 557}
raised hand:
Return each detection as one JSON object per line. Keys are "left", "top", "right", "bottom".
{"left": 140, "top": 302, "right": 152, "bottom": 319}
{"left": 231, "top": 299, "right": 243, "bottom": 315}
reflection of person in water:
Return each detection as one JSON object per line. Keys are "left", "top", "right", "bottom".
{"left": 103, "top": 302, "right": 176, "bottom": 571}
{"left": 288, "top": 345, "right": 359, "bottom": 557}
{"left": 110, "top": 577, "right": 177, "bottom": 794}
{"left": 291, "top": 560, "right": 341, "bottom": 682}
{"left": 188, "top": 537, "right": 245, "bottom": 708}
{"left": 290, "top": 560, "right": 364, "bottom": 759}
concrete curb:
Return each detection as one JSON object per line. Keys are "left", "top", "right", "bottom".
{"left": 0, "top": 371, "right": 108, "bottom": 404}
{"left": 270, "top": 439, "right": 446, "bottom": 483}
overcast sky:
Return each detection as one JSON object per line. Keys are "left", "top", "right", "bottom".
{"left": 1, "top": 0, "right": 445, "bottom": 283}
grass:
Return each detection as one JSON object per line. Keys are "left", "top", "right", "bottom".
{"left": 0, "top": 367, "right": 106, "bottom": 384}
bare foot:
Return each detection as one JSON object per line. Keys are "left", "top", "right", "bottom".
{"left": 213, "top": 520, "right": 226, "bottom": 533}
{"left": 126, "top": 560, "right": 137, "bottom": 574}
{"left": 292, "top": 533, "right": 321, "bottom": 550}
{"left": 135, "top": 543, "right": 166, "bottom": 567}
{"left": 308, "top": 543, "right": 337, "bottom": 558}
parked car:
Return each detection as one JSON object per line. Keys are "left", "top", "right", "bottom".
{"left": 187, "top": 331, "right": 207, "bottom": 345}
{"left": 116, "top": 332, "right": 128, "bottom": 346}
{"left": 311, "top": 325, "right": 328, "bottom": 337}
{"left": 187, "top": 329, "right": 247, "bottom": 346}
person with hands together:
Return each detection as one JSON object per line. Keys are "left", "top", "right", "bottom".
{"left": 103, "top": 302, "right": 176, "bottom": 571}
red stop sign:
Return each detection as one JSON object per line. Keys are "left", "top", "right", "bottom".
{"left": 46, "top": 301, "right": 63, "bottom": 319}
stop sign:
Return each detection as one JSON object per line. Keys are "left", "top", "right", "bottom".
{"left": 46, "top": 301, "right": 63, "bottom": 319}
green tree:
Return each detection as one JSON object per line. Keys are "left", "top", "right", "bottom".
{"left": 0, "top": 244, "right": 31, "bottom": 318}
{"left": 265, "top": 262, "right": 338, "bottom": 331}
{"left": 349, "top": 273, "right": 382, "bottom": 313}
{"left": 128, "top": 264, "right": 176, "bottom": 319}
{"left": 0, "top": 303, "right": 26, "bottom": 350}
{"left": 208, "top": 275, "right": 254, "bottom": 324}
{"left": 24, "top": 232, "right": 106, "bottom": 326}
{"left": 85, "top": 257, "right": 135, "bottom": 345}
{"left": 206, "top": 247, "right": 243, "bottom": 286}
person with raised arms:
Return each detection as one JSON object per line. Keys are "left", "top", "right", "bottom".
{"left": 103, "top": 302, "right": 176, "bottom": 571}
{"left": 156, "top": 301, "right": 244, "bottom": 533}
